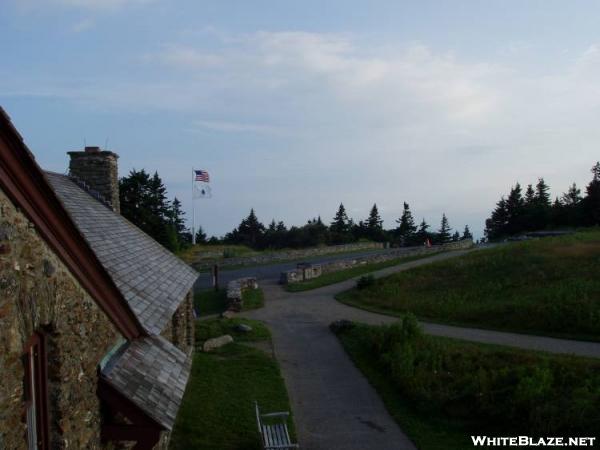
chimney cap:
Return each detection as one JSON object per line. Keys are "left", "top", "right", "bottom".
{"left": 68, "top": 147, "right": 119, "bottom": 159}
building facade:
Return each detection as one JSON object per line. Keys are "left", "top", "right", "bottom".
{"left": 0, "top": 108, "right": 197, "bottom": 450}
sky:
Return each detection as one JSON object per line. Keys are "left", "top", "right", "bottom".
{"left": 2, "top": 1, "right": 600, "bottom": 239}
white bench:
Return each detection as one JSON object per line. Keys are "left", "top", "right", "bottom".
{"left": 255, "top": 401, "right": 299, "bottom": 449}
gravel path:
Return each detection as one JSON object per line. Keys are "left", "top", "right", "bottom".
{"left": 241, "top": 250, "right": 600, "bottom": 449}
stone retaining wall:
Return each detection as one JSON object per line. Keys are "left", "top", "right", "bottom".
{"left": 194, "top": 241, "right": 385, "bottom": 270}
{"left": 280, "top": 239, "right": 474, "bottom": 284}
{"left": 226, "top": 277, "right": 258, "bottom": 312}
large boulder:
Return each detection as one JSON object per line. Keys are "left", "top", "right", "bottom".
{"left": 203, "top": 334, "right": 234, "bottom": 352}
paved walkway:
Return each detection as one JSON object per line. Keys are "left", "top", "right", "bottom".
{"left": 241, "top": 251, "right": 600, "bottom": 449}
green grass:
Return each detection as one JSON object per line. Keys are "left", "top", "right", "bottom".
{"left": 195, "top": 317, "right": 272, "bottom": 342}
{"left": 177, "top": 244, "right": 258, "bottom": 264}
{"left": 194, "top": 288, "right": 265, "bottom": 316}
{"left": 170, "top": 318, "right": 295, "bottom": 450}
{"left": 194, "top": 289, "right": 227, "bottom": 316}
{"left": 337, "top": 229, "right": 600, "bottom": 340}
{"left": 285, "top": 252, "right": 445, "bottom": 292}
{"left": 242, "top": 287, "right": 265, "bottom": 310}
{"left": 336, "top": 320, "right": 600, "bottom": 449}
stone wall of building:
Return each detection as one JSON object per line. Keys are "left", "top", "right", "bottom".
{"left": 160, "top": 290, "right": 195, "bottom": 355}
{"left": 0, "top": 188, "right": 121, "bottom": 450}
{"left": 280, "top": 239, "right": 475, "bottom": 284}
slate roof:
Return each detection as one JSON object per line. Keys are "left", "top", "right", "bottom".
{"left": 44, "top": 171, "right": 198, "bottom": 335}
{"left": 101, "top": 335, "right": 191, "bottom": 430}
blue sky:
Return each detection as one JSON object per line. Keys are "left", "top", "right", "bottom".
{"left": 2, "top": 1, "right": 600, "bottom": 239}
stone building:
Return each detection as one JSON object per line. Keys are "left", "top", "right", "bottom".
{"left": 0, "top": 108, "right": 198, "bottom": 450}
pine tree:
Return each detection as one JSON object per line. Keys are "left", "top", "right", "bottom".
{"left": 584, "top": 162, "right": 600, "bottom": 225}
{"left": 330, "top": 203, "right": 350, "bottom": 234}
{"left": 557, "top": 183, "right": 583, "bottom": 227}
{"left": 462, "top": 225, "right": 473, "bottom": 240}
{"left": 562, "top": 183, "right": 582, "bottom": 206}
{"left": 535, "top": 178, "right": 551, "bottom": 207}
{"left": 195, "top": 226, "right": 207, "bottom": 244}
{"left": 396, "top": 202, "right": 417, "bottom": 246}
{"left": 452, "top": 231, "right": 460, "bottom": 241}
{"left": 235, "top": 209, "right": 266, "bottom": 248}
{"left": 525, "top": 184, "right": 536, "bottom": 205}
{"left": 366, "top": 203, "right": 384, "bottom": 241}
{"left": 485, "top": 197, "right": 508, "bottom": 240}
{"left": 530, "top": 178, "right": 552, "bottom": 230}
{"left": 437, "top": 213, "right": 452, "bottom": 244}
{"left": 119, "top": 169, "right": 178, "bottom": 251}
{"left": 505, "top": 183, "right": 524, "bottom": 235}
{"left": 367, "top": 204, "right": 383, "bottom": 231}
{"left": 416, "top": 219, "right": 430, "bottom": 244}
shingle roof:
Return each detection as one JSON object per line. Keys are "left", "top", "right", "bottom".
{"left": 44, "top": 171, "right": 198, "bottom": 335}
{"left": 101, "top": 335, "right": 191, "bottom": 430}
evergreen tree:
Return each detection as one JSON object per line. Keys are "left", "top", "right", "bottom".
{"left": 556, "top": 183, "right": 583, "bottom": 227}
{"left": 330, "top": 203, "right": 352, "bottom": 243}
{"left": 462, "top": 225, "right": 473, "bottom": 240}
{"left": 584, "top": 162, "right": 600, "bottom": 225}
{"left": 530, "top": 178, "right": 552, "bottom": 230}
{"left": 415, "top": 219, "right": 431, "bottom": 244}
{"left": 535, "top": 178, "right": 551, "bottom": 206}
{"left": 194, "top": 226, "right": 207, "bottom": 244}
{"left": 505, "top": 183, "right": 524, "bottom": 235}
{"left": 169, "top": 197, "right": 187, "bottom": 237}
{"left": 119, "top": 169, "right": 179, "bottom": 251}
{"left": 238, "top": 209, "right": 265, "bottom": 248}
{"left": 395, "top": 202, "right": 417, "bottom": 246}
{"left": 366, "top": 203, "right": 384, "bottom": 241}
{"left": 562, "top": 183, "right": 582, "bottom": 206}
{"left": 452, "top": 231, "right": 460, "bottom": 241}
{"left": 330, "top": 203, "right": 350, "bottom": 234}
{"left": 437, "top": 213, "right": 452, "bottom": 244}
{"left": 485, "top": 197, "right": 508, "bottom": 240}
{"left": 525, "top": 184, "right": 536, "bottom": 204}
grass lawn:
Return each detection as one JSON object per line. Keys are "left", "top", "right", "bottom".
{"left": 335, "top": 320, "right": 600, "bottom": 450}
{"left": 170, "top": 318, "right": 295, "bottom": 450}
{"left": 337, "top": 229, "right": 600, "bottom": 340}
{"left": 194, "top": 288, "right": 265, "bottom": 316}
{"left": 177, "top": 244, "right": 258, "bottom": 264}
{"left": 285, "top": 252, "right": 446, "bottom": 292}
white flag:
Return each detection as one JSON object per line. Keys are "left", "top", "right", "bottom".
{"left": 193, "top": 183, "right": 212, "bottom": 199}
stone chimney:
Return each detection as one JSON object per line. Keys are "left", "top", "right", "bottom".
{"left": 68, "top": 146, "right": 120, "bottom": 213}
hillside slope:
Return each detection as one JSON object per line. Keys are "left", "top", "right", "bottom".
{"left": 338, "top": 229, "right": 600, "bottom": 340}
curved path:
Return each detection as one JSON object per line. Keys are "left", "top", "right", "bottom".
{"left": 241, "top": 251, "right": 600, "bottom": 449}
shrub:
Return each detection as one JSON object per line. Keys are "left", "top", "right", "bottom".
{"left": 329, "top": 320, "right": 355, "bottom": 334}
{"left": 344, "top": 323, "right": 600, "bottom": 435}
{"left": 356, "top": 274, "right": 376, "bottom": 290}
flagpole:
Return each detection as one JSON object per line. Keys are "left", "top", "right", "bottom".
{"left": 191, "top": 167, "right": 196, "bottom": 245}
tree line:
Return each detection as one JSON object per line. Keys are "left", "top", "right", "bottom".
{"left": 118, "top": 169, "right": 473, "bottom": 252}
{"left": 220, "top": 203, "right": 472, "bottom": 250}
{"left": 119, "top": 169, "right": 191, "bottom": 252}
{"left": 485, "top": 162, "right": 600, "bottom": 240}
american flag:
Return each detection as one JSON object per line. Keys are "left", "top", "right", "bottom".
{"left": 195, "top": 170, "right": 210, "bottom": 182}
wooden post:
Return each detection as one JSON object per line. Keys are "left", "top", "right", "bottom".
{"left": 212, "top": 264, "right": 219, "bottom": 291}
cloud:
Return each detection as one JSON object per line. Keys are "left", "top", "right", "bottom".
{"left": 5, "top": 29, "right": 600, "bottom": 237}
